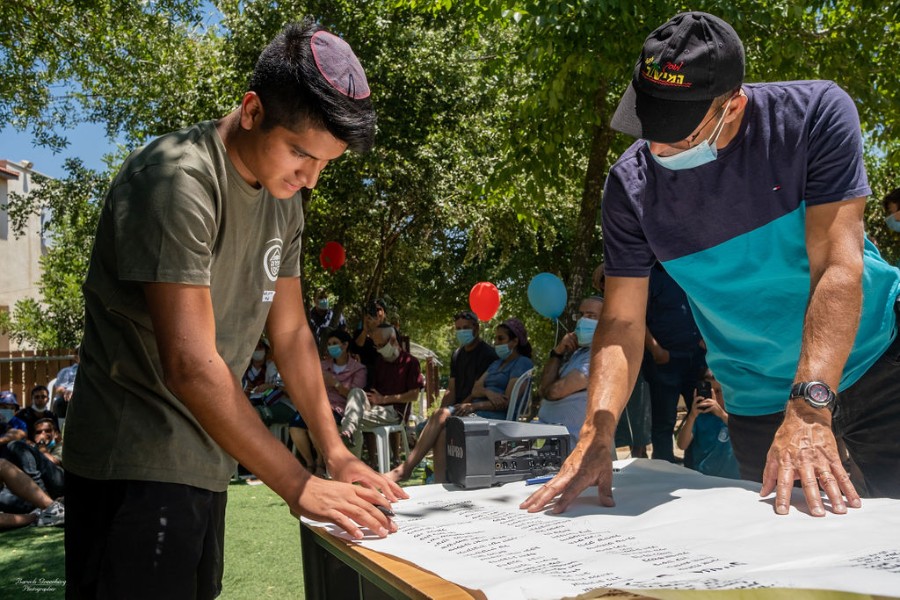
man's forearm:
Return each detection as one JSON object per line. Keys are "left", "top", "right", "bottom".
{"left": 796, "top": 199, "right": 867, "bottom": 390}
{"left": 539, "top": 360, "right": 562, "bottom": 398}
{"left": 580, "top": 317, "right": 646, "bottom": 444}
{"left": 795, "top": 260, "right": 863, "bottom": 388}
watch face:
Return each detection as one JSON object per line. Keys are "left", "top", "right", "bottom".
{"left": 807, "top": 383, "right": 831, "bottom": 405}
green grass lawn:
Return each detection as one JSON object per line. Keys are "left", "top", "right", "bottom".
{"left": 0, "top": 481, "right": 307, "bottom": 599}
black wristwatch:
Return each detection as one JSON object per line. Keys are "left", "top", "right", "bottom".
{"left": 789, "top": 381, "right": 836, "bottom": 410}
{"left": 549, "top": 349, "right": 565, "bottom": 360}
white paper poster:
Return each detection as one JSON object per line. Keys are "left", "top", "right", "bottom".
{"left": 304, "top": 459, "right": 900, "bottom": 599}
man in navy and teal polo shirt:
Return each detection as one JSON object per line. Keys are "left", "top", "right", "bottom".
{"left": 522, "top": 12, "right": 900, "bottom": 520}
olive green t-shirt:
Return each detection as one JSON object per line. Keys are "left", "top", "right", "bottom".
{"left": 63, "top": 121, "right": 304, "bottom": 491}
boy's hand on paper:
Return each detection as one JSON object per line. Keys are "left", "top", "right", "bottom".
{"left": 760, "top": 401, "right": 861, "bottom": 517}
{"left": 328, "top": 451, "right": 409, "bottom": 505}
{"left": 292, "top": 475, "right": 397, "bottom": 539}
{"left": 519, "top": 433, "right": 615, "bottom": 514}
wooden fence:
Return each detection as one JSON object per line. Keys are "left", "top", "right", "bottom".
{"left": 1, "top": 347, "right": 437, "bottom": 412}
{"left": 0, "top": 349, "right": 76, "bottom": 408}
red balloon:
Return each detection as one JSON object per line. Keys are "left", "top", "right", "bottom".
{"left": 319, "top": 241, "right": 346, "bottom": 273}
{"left": 469, "top": 282, "right": 501, "bottom": 321}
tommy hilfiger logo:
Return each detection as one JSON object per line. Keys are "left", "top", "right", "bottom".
{"left": 641, "top": 56, "right": 692, "bottom": 88}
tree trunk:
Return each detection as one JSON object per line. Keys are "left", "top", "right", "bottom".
{"left": 567, "top": 83, "right": 614, "bottom": 326}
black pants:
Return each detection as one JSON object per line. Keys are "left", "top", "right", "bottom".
{"left": 4, "top": 440, "right": 65, "bottom": 498}
{"left": 642, "top": 346, "right": 707, "bottom": 462}
{"left": 65, "top": 472, "right": 227, "bottom": 600}
{"left": 729, "top": 332, "right": 900, "bottom": 499}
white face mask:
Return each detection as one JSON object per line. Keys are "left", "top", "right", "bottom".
{"left": 377, "top": 342, "right": 399, "bottom": 362}
{"left": 252, "top": 350, "right": 266, "bottom": 362}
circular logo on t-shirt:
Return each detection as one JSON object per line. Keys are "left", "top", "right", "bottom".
{"left": 263, "top": 239, "right": 283, "bottom": 282}
{"left": 718, "top": 427, "right": 730, "bottom": 443}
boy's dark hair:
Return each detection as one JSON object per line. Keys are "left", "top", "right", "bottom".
{"left": 328, "top": 329, "right": 353, "bottom": 345}
{"left": 249, "top": 19, "right": 376, "bottom": 153}
{"left": 883, "top": 188, "right": 900, "bottom": 212}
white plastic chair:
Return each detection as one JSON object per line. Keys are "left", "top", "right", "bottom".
{"left": 505, "top": 368, "right": 535, "bottom": 421}
{"left": 363, "top": 422, "right": 410, "bottom": 473}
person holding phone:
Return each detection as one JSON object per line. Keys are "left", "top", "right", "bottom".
{"left": 676, "top": 371, "right": 740, "bottom": 479}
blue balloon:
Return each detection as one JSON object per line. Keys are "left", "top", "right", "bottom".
{"left": 527, "top": 273, "right": 567, "bottom": 319}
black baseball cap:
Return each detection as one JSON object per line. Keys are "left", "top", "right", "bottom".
{"left": 610, "top": 12, "right": 745, "bottom": 144}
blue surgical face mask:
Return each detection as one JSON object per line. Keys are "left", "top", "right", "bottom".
{"left": 317, "top": 298, "right": 329, "bottom": 310}
{"left": 886, "top": 214, "right": 900, "bottom": 232}
{"left": 494, "top": 342, "right": 511, "bottom": 360}
{"left": 648, "top": 98, "right": 731, "bottom": 171}
{"left": 575, "top": 317, "right": 598, "bottom": 347}
{"left": 327, "top": 344, "right": 343, "bottom": 359}
{"left": 456, "top": 328, "right": 475, "bottom": 346}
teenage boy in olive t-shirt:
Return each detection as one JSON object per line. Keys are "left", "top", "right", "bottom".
{"left": 63, "top": 20, "right": 405, "bottom": 599}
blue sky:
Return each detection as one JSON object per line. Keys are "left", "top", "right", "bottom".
{"left": 0, "top": 121, "right": 119, "bottom": 179}
{"left": 0, "top": 2, "right": 221, "bottom": 180}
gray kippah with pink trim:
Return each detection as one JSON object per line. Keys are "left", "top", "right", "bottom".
{"left": 310, "top": 31, "right": 370, "bottom": 99}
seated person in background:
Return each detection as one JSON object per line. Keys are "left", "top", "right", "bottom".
{"left": 453, "top": 318, "right": 534, "bottom": 420}
{"left": 676, "top": 370, "right": 740, "bottom": 480}
{"left": 307, "top": 287, "right": 346, "bottom": 348}
{"left": 0, "top": 458, "right": 64, "bottom": 530}
{"left": 343, "top": 324, "right": 423, "bottom": 463}
{"left": 388, "top": 310, "right": 497, "bottom": 483}
{"left": 289, "top": 330, "right": 367, "bottom": 473}
{"left": 14, "top": 386, "right": 59, "bottom": 438}
{"left": 0, "top": 392, "right": 27, "bottom": 447}
{"left": 537, "top": 296, "right": 604, "bottom": 444}
{"left": 389, "top": 318, "right": 531, "bottom": 483}
{"left": 31, "top": 418, "right": 63, "bottom": 466}
{"left": 242, "top": 337, "right": 296, "bottom": 426}
{"left": 5, "top": 426, "right": 65, "bottom": 501}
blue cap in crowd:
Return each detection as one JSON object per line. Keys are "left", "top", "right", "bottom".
{"left": 0, "top": 390, "right": 19, "bottom": 408}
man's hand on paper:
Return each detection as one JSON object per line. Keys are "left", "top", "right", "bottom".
{"left": 519, "top": 433, "right": 615, "bottom": 514}
{"left": 760, "top": 400, "right": 861, "bottom": 517}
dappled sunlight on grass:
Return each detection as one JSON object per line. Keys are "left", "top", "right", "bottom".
{"left": 0, "top": 526, "right": 65, "bottom": 598}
